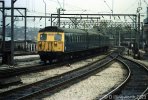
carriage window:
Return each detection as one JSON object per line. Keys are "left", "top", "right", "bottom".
{"left": 40, "top": 34, "right": 47, "bottom": 40}
{"left": 54, "top": 34, "right": 62, "bottom": 41}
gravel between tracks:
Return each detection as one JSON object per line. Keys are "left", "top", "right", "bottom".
{"left": 0, "top": 55, "right": 106, "bottom": 93}
{"left": 41, "top": 62, "right": 127, "bottom": 100}
{"left": 0, "top": 55, "right": 127, "bottom": 100}
{"left": 0, "top": 48, "right": 128, "bottom": 100}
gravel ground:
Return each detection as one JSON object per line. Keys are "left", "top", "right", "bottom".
{"left": 0, "top": 49, "right": 129, "bottom": 100}
{"left": 42, "top": 62, "right": 127, "bottom": 100}
{"left": 1, "top": 48, "right": 146, "bottom": 100}
{"left": 0, "top": 54, "right": 107, "bottom": 93}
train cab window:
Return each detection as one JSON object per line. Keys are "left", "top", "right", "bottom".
{"left": 54, "top": 34, "right": 62, "bottom": 41}
{"left": 40, "top": 34, "right": 47, "bottom": 40}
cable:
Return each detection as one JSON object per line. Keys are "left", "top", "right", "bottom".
{"left": 143, "top": 0, "right": 148, "bottom": 6}
{"left": 56, "top": 0, "right": 62, "bottom": 8}
{"left": 103, "top": 0, "right": 113, "bottom": 13}
{"left": 47, "top": 0, "right": 87, "bottom": 11}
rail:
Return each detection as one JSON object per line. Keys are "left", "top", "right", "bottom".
{"left": 0, "top": 51, "right": 118, "bottom": 100}
{"left": 100, "top": 55, "right": 148, "bottom": 100}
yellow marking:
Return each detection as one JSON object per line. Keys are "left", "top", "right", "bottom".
{"left": 37, "top": 32, "right": 65, "bottom": 52}
{"left": 52, "top": 41, "right": 63, "bottom": 52}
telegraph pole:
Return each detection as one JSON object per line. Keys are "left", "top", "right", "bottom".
{"left": 0, "top": 0, "right": 6, "bottom": 64}
{"left": 10, "top": 0, "right": 15, "bottom": 65}
{"left": 118, "top": 31, "right": 121, "bottom": 46}
{"left": 24, "top": 8, "right": 27, "bottom": 51}
{"left": 138, "top": 13, "right": 140, "bottom": 47}
{"left": 2, "top": 1, "right": 5, "bottom": 49}
{"left": 57, "top": 8, "right": 65, "bottom": 27}
{"left": 136, "top": 0, "right": 142, "bottom": 49}
{"left": 57, "top": 8, "right": 60, "bottom": 27}
{"left": 112, "top": 0, "right": 114, "bottom": 14}
{"left": 43, "top": 0, "right": 46, "bottom": 27}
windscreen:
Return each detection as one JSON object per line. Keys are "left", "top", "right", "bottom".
{"left": 54, "top": 34, "right": 62, "bottom": 41}
{"left": 40, "top": 34, "right": 47, "bottom": 40}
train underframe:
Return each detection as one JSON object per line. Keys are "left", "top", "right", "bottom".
{"left": 38, "top": 46, "right": 109, "bottom": 63}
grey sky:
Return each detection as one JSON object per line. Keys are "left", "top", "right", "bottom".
{"left": 2, "top": 0, "right": 148, "bottom": 28}
{"left": 4, "top": 0, "right": 148, "bottom": 15}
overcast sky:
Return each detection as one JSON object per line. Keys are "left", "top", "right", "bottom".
{"left": 2, "top": 0, "right": 148, "bottom": 28}
{"left": 4, "top": 0, "right": 148, "bottom": 15}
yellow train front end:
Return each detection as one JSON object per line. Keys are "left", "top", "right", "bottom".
{"left": 37, "top": 31, "right": 64, "bottom": 62}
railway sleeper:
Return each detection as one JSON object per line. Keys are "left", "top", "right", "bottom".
{"left": 0, "top": 76, "right": 22, "bottom": 88}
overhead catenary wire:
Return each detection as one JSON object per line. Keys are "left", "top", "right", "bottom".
{"left": 121, "top": 0, "right": 147, "bottom": 15}
{"left": 56, "top": 0, "right": 62, "bottom": 8}
{"left": 103, "top": 0, "right": 113, "bottom": 14}
{"left": 47, "top": 0, "right": 87, "bottom": 12}
{"left": 143, "top": 0, "right": 148, "bottom": 6}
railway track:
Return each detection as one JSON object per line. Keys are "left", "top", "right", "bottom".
{"left": 0, "top": 50, "right": 111, "bottom": 79}
{"left": 0, "top": 52, "right": 37, "bottom": 57}
{"left": 99, "top": 55, "right": 148, "bottom": 100}
{"left": 0, "top": 49, "right": 113, "bottom": 91}
{"left": 0, "top": 51, "right": 119, "bottom": 100}
{"left": 0, "top": 53, "right": 37, "bottom": 61}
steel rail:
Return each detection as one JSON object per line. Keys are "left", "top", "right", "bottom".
{"left": 121, "top": 56, "right": 148, "bottom": 100}
{"left": 99, "top": 55, "right": 148, "bottom": 100}
{"left": 99, "top": 56, "right": 131, "bottom": 100}
{"left": 0, "top": 52, "right": 117, "bottom": 100}
{"left": 0, "top": 50, "right": 110, "bottom": 78}
{"left": 125, "top": 57, "right": 148, "bottom": 100}
{"left": 19, "top": 59, "right": 114, "bottom": 100}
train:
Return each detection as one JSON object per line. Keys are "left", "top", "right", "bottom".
{"left": 0, "top": 35, "right": 2, "bottom": 53}
{"left": 37, "top": 26, "right": 110, "bottom": 63}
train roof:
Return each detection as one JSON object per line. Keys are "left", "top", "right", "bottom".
{"left": 39, "top": 26, "right": 108, "bottom": 37}
{"left": 87, "top": 28, "right": 103, "bottom": 35}
{"left": 39, "top": 26, "right": 86, "bottom": 34}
